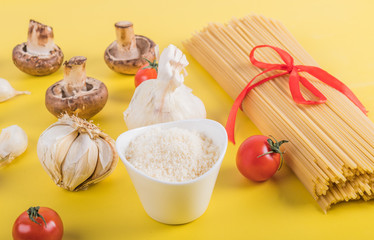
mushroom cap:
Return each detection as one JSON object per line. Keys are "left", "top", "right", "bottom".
{"left": 104, "top": 35, "right": 156, "bottom": 75}
{"left": 45, "top": 77, "right": 108, "bottom": 119}
{"left": 12, "top": 42, "right": 64, "bottom": 76}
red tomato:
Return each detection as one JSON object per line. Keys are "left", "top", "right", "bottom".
{"left": 12, "top": 206, "right": 63, "bottom": 240}
{"left": 134, "top": 59, "right": 158, "bottom": 87}
{"left": 236, "top": 135, "right": 288, "bottom": 182}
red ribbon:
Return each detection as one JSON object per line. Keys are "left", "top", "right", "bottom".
{"left": 226, "top": 45, "right": 367, "bottom": 144}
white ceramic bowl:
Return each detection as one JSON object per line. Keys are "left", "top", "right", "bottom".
{"left": 116, "top": 119, "right": 228, "bottom": 225}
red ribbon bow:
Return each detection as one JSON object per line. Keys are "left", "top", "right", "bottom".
{"left": 226, "top": 45, "right": 367, "bottom": 144}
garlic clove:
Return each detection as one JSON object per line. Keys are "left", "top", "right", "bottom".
{"left": 0, "top": 125, "right": 28, "bottom": 167}
{"left": 77, "top": 137, "right": 118, "bottom": 190}
{"left": 37, "top": 124, "right": 77, "bottom": 181}
{"left": 61, "top": 133, "right": 98, "bottom": 191}
{"left": 0, "top": 78, "right": 30, "bottom": 102}
{"left": 90, "top": 138, "right": 113, "bottom": 179}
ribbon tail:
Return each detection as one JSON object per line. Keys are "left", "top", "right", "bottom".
{"left": 289, "top": 69, "right": 308, "bottom": 104}
{"left": 298, "top": 76, "right": 327, "bottom": 104}
{"left": 226, "top": 85, "right": 253, "bottom": 144}
{"left": 298, "top": 65, "right": 368, "bottom": 114}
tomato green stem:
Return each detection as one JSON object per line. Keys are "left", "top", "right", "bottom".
{"left": 27, "top": 206, "right": 47, "bottom": 227}
{"left": 143, "top": 58, "right": 158, "bottom": 72}
{"left": 257, "top": 136, "right": 289, "bottom": 170}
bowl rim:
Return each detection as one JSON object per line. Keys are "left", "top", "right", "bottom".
{"left": 115, "top": 119, "right": 228, "bottom": 186}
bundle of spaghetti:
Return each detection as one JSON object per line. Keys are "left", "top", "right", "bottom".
{"left": 183, "top": 14, "right": 374, "bottom": 212}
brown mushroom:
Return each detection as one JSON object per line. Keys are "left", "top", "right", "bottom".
{"left": 12, "top": 20, "right": 64, "bottom": 76}
{"left": 45, "top": 56, "right": 108, "bottom": 119}
{"left": 104, "top": 21, "right": 157, "bottom": 74}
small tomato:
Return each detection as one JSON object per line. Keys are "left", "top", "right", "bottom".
{"left": 12, "top": 206, "right": 63, "bottom": 240}
{"left": 236, "top": 135, "right": 288, "bottom": 182}
{"left": 134, "top": 59, "right": 158, "bottom": 87}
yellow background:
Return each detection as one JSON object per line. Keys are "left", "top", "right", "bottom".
{"left": 1, "top": 0, "right": 374, "bottom": 239}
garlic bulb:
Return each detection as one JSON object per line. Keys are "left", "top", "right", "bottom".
{"left": 123, "top": 44, "right": 206, "bottom": 129}
{"left": 37, "top": 115, "right": 118, "bottom": 191}
{"left": 0, "top": 78, "right": 30, "bottom": 102}
{"left": 0, "top": 125, "right": 28, "bottom": 167}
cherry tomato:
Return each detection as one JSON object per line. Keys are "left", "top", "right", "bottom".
{"left": 12, "top": 206, "right": 63, "bottom": 240}
{"left": 134, "top": 59, "right": 158, "bottom": 87}
{"left": 236, "top": 135, "right": 288, "bottom": 182}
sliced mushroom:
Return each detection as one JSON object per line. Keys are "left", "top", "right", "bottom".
{"left": 104, "top": 21, "right": 157, "bottom": 74}
{"left": 12, "top": 20, "right": 64, "bottom": 76}
{"left": 45, "top": 56, "right": 108, "bottom": 119}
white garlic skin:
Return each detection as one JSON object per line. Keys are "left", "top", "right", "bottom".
{"left": 0, "top": 125, "right": 28, "bottom": 167}
{"left": 0, "top": 78, "right": 30, "bottom": 102}
{"left": 37, "top": 115, "right": 118, "bottom": 191}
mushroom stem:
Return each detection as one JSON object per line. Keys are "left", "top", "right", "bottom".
{"left": 63, "top": 56, "right": 87, "bottom": 97}
{"left": 26, "top": 20, "right": 55, "bottom": 56}
{"left": 114, "top": 21, "right": 140, "bottom": 59}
